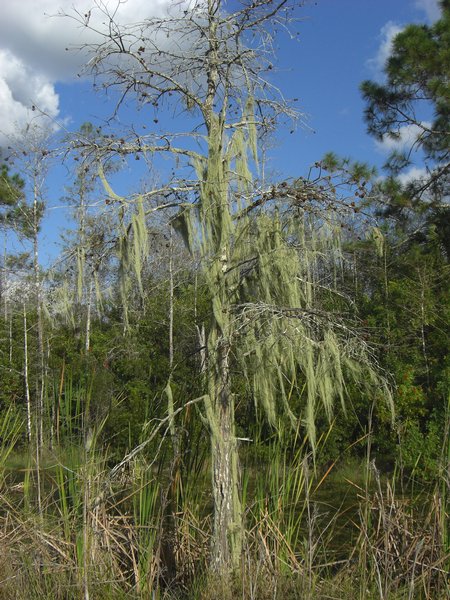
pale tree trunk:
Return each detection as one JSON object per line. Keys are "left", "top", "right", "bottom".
{"left": 211, "top": 338, "right": 241, "bottom": 571}
{"left": 32, "top": 188, "right": 44, "bottom": 520}
{"left": 34, "top": 228, "right": 45, "bottom": 449}
{"left": 23, "top": 303, "right": 32, "bottom": 444}
{"left": 9, "top": 316, "right": 13, "bottom": 365}
{"left": 2, "top": 243, "right": 13, "bottom": 366}
{"left": 202, "top": 8, "right": 244, "bottom": 560}
{"left": 2, "top": 241, "right": 6, "bottom": 321}
{"left": 207, "top": 239, "right": 242, "bottom": 571}
{"left": 32, "top": 174, "right": 45, "bottom": 450}
{"left": 85, "top": 279, "right": 93, "bottom": 355}
{"left": 168, "top": 228, "right": 174, "bottom": 371}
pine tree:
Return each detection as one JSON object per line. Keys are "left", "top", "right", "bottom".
{"left": 361, "top": 0, "right": 449, "bottom": 207}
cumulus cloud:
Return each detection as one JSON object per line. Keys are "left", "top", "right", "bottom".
{"left": 367, "top": 21, "right": 404, "bottom": 77}
{"left": 0, "top": 48, "right": 60, "bottom": 144}
{"left": 375, "top": 122, "right": 431, "bottom": 154}
{"left": 397, "top": 166, "right": 429, "bottom": 186}
{"left": 414, "top": 0, "right": 441, "bottom": 22}
{"left": 0, "top": 0, "right": 177, "bottom": 147}
{"left": 367, "top": 1, "right": 442, "bottom": 83}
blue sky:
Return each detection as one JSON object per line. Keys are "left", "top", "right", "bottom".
{"left": 271, "top": 0, "right": 439, "bottom": 176}
{"left": 0, "top": 0, "right": 441, "bottom": 263}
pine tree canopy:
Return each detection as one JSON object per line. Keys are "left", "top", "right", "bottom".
{"left": 360, "top": 0, "right": 449, "bottom": 202}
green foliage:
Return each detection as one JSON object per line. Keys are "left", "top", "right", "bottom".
{"left": 0, "top": 162, "right": 24, "bottom": 206}
{"left": 320, "top": 152, "right": 377, "bottom": 182}
{"left": 349, "top": 196, "right": 449, "bottom": 475}
{"left": 0, "top": 161, "right": 26, "bottom": 230}
{"left": 361, "top": 1, "right": 450, "bottom": 200}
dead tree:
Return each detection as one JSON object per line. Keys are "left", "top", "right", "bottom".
{"left": 65, "top": 0, "right": 391, "bottom": 572}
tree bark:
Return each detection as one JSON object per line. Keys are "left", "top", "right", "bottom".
{"left": 85, "top": 279, "right": 93, "bottom": 355}
{"left": 23, "top": 304, "right": 32, "bottom": 444}
{"left": 211, "top": 339, "right": 242, "bottom": 571}
{"left": 33, "top": 179, "right": 45, "bottom": 450}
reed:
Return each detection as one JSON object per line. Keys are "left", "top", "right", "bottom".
{"left": 0, "top": 388, "right": 448, "bottom": 599}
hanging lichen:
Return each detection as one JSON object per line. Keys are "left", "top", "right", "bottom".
{"left": 171, "top": 204, "right": 196, "bottom": 251}
{"left": 244, "top": 96, "right": 258, "bottom": 166}
{"left": 231, "top": 205, "right": 393, "bottom": 452}
{"left": 54, "top": 279, "right": 76, "bottom": 329}
{"left": 131, "top": 195, "right": 148, "bottom": 297}
{"left": 76, "top": 245, "right": 85, "bottom": 303}
{"left": 93, "top": 268, "right": 104, "bottom": 314}
{"left": 370, "top": 226, "right": 385, "bottom": 257}
{"left": 165, "top": 378, "right": 176, "bottom": 438}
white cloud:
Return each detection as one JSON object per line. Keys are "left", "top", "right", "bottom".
{"left": 414, "top": 0, "right": 441, "bottom": 22}
{"left": 0, "top": 0, "right": 181, "bottom": 81}
{"left": 367, "top": 21, "right": 404, "bottom": 77}
{"left": 0, "top": 0, "right": 179, "bottom": 147}
{"left": 0, "top": 49, "right": 60, "bottom": 146}
{"left": 375, "top": 122, "right": 431, "bottom": 154}
{"left": 367, "top": 0, "right": 442, "bottom": 80}
{"left": 397, "top": 166, "right": 428, "bottom": 186}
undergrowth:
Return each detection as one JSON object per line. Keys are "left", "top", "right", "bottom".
{"left": 0, "top": 403, "right": 448, "bottom": 599}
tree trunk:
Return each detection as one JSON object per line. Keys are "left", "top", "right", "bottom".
{"left": 85, "top": 279, "right": 93, "bottom": 355}
{"left": 9, "top": 314, "right": 13, "bottom": 366}
{"left": 23, "top": 304, "right": 32, "bottom": 444}
{"left": 211, "top": 339, "right": 242, "bottom": 571}
{"left": 33, "top": 186, "right": 44, "bottom": 450}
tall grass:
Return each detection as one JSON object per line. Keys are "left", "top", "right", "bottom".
{"left": 0, "top": 387, "right": 448, "bottom": 599}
